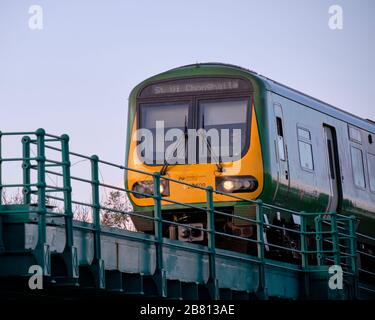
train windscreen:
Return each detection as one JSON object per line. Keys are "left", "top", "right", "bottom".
{"left": 137, "top": 78, "right": 252, "bottom": 165}
{"left": 138, "top": 101, "right": 189, "bottom": 165}
{"left": 138, "top": 98, "right": 250, "bottom": 165}
{"left": 198, "top": 98, "right": 249, "bottom": 162}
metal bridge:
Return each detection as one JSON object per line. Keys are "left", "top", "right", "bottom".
{"left": 0, "top": 129, "right": 374, "bottom": 300}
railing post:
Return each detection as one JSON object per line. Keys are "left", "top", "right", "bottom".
{"left": 330, "top": 212, "right": 340, "bottom": 266}
{"left": 152, "top": 172, "right": 166, "bottom": 297}
{"left": 314, "top": 216, "right": 323, "bottom": 265}
{"left": 300, "top": 212, "right": 309, "bottom": 298}
{"left": 348, "top": 215, "right": 358, "bottom": 298}
{"left": 90, "top": 155, "right": 105, "bottom": 288}
{"left": 60, "top": 134, "right": 79, "bottom": 280}
{"left": 91, "top": 155, "right": 101, "bottom": 260}
{"left": 35, "top": 128, "right": 50, "bottom": 276}
{"left": 0, "top": 131, "right": 3, "bottom": 252}
{"left": 255, "top": 199, "right": 267, "bottom": 299}
{"left": 0, "top": 131, "right": 3, "bottom": 206}
{"left": 300, "top": 212, "right": 308, "bottom": 269}
{"left": 206, "top": 186, "right": 219, "bottom": 300}
{"left": 22, "top": 136, "right": 31, "bottom": 205}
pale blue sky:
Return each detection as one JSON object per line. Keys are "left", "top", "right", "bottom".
{"left": 1, "top": 0, "right": 374, "bottom": 165}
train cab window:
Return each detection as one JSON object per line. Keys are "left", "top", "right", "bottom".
{"left": 351, "top": 146, "right": 366, "bottom": 189}
{"left": 198, "top": 99, "right": 249, "bottom": 160}
{"left": 139, "top": 101, "right": 190, "bottom": 164}
{"left": 297, "top": 127, "right": 314, "bottom": 171}
{"left": 367, "top": 153, "right": 375, "bottom": 192}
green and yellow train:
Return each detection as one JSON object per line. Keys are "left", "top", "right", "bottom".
{"left": 125, "top": 63, "right": 375, "bottom": 258}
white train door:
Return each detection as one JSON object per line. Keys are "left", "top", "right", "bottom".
{"left": 323, "top": 125, "right": 342, "bottom": 213}
{"left": 273, "top": 104, "right": 290, "bottom": 200}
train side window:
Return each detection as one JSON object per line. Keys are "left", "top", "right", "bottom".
{"left": 276, "top": 117, "right": 285, "bottom": 161}
{"left": 367, "top": 153, "right": 375, "bottom": 192}
{"left": 297, "top": 127, "right": 314, "bottom": 171}
{"left": 348, "top": 126, "right": 362, "bottom": 144}
{"left": 298, "top": 128, "right": 310, "bottom": 140}
{"left": 351, "top": 146, "right": 366, "bottom": 189}
{"left": 276, "top": 117, "right": 284, "bottom": 137}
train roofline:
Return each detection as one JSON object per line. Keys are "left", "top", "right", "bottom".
{"left": 164, "top": 63, "right": 375, "bottom": 134}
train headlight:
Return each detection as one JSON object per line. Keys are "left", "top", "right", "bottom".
{"left": 132, "top": 180, "right": 169, "bottom": 198}
{"left": 215, "top": 176, "right": 258, "bottom": 193}
{"left": 223, "top": 180, "right": 235, "bottom": 192}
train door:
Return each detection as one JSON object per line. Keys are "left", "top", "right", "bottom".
{"left": 273, "top": 104, "right": 290, "bottom": 201}
{"left": 323, "top": 125, "right": 342, "bottom": 213}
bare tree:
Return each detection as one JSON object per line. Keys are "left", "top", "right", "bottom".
{"left": 1, "top": 187, "right": 136, "bottom": 231}
{"left": 73, "top": 203, "right": 91, "bottom": 222}
{"left": 1, "top": 188, "right": 23, "bottom": 205}
{"left": 101, "top": 190, "right": 136, "bottom": 231}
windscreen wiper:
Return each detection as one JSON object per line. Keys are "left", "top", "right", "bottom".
{"left": 201, "top": 115, "right": 223, "bottom": 172}
{"left": 160, "top": 116, "right": 188, "bottom": 176}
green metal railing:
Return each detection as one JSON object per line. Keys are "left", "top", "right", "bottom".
{"left": 0, "top": 129, "right": 374, "bottom": 298}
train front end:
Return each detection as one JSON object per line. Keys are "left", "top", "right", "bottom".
{"left": 125, "top": 64, "right": 265, "bottom": 244}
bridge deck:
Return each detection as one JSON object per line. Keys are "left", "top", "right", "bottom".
{"left": 0, "top": 208, "right": 318, "bottom": 299}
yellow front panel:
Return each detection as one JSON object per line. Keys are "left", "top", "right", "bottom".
{"left": 126, "top": 103, "right": 263, "bottom": 207}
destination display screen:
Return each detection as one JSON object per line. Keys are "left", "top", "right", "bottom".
{"left": 139, "top": 77, "right": 251, "bottom": 97}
